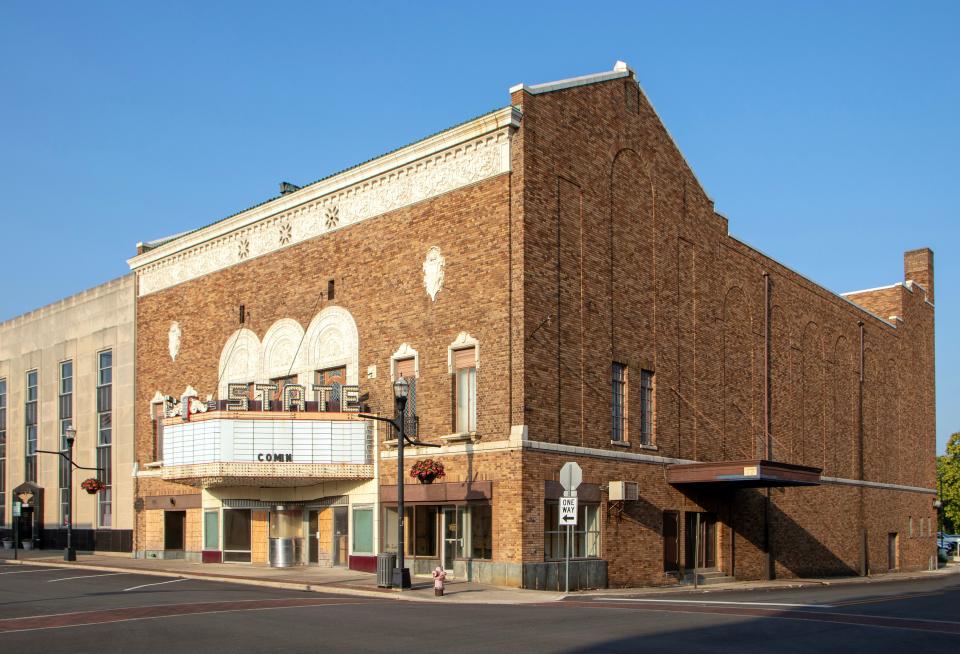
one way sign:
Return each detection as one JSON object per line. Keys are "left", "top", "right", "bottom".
{"left": 559, "top": 495, "right": 578, "bottom": 527}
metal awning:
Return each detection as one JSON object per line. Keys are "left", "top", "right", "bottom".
{"left": 666, "top": 459, "right": 821, "bottom": 489}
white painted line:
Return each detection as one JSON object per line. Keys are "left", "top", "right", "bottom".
{"left": 0, "top": 568, "right": 62, "bottom": 575}
{"left": 594, "top": 598, "right": 835, "bottom": 608}
{"left": 47, "top": 572, "right": 132, "bottom": 583}
{"left": 123, "top": 578, "right": 186, "bottom": 592}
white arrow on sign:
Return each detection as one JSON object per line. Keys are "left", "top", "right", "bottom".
{"left": 559, "top": 495, "right": 578, "bottom": 527}
{"left": 559, "top": 462, "right": 582, "bottom": 492}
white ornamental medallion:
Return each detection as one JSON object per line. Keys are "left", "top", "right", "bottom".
{"left": 423, "top": 246, "right": 445, "bottom": 302}
{"left": 168, "top": 322, "right": 182, "bottom": 362}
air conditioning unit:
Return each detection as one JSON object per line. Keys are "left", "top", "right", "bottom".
{"left": 609, "top": 481, "right": 638, "bottom": 501}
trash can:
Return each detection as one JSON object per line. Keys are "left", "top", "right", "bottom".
{"left": 269, "top": 537, "right": 296, "bottom": 568}
{"left": 377, "top": 552, "right": 397, "bottom": 588}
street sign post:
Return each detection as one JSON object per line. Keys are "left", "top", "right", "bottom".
{"left": 12, "top": 501, "right": 20, "bottom": 561}
{"left": 558, "top": 462, "right": 582, "bottom": 594}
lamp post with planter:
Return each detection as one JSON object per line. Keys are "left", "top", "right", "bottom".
{"left": 359, "top": 377, "right": 439, "bottom": 590}
{"left": 36, "top": 424, "right": 103, "bottom": 561}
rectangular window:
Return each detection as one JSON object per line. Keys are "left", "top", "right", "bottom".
{"left": 544, "top": 502, "right": 601, "bottom": 560}
{"left": 204, "top": 510, "right": 220, "bottom": 550}
{"left": 453, "top": 348, "right": 477, "bottom": 433}
{"left": 25, "top": 370, "right": 38, "bottom": 482}
{"left": 352, "top": 506, "right": 374, "bottom": 554}
{"left": 59, "top": 361, "right": 74, "bottom": 524}
{"left": 469, "top": 504, "right": 493, "bottom": 560}
{"left": 222, "top": 509, "right": 252, "bottom": 562}
{"left": 315, "top": 367, "right": 346, "bottom": 411}
{"left": 612, "top": 363, "right": 627, "bottom": 442}
{"left": 640, "top": 369, "right": 654, "bottom": 445}
{"left": 394, "top": 358, "right": 417, "bottom": 438}
{"left": 97, "top": 350, "right": 112, "bottom": 527}
{"left": 382, "top": 506, "right": 414, "bottom": 555}
{"left": 0, "top": 378, "right": 6, "bottom": 527}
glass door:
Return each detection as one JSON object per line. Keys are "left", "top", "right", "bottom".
{"left": 332, "top": 506, "right": 348, "bottom": 566}
{"left": 308, "top": 511, "right": 319, "bottom": 564}
{"left": 441, "top": 506, "right": 464, "bottom": 572}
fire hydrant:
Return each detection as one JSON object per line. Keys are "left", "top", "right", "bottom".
{"left": 432, "top": 566, "right": 446, "bottom": 597}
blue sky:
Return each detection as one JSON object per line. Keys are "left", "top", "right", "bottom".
{"left": 1, "top": 2, "right": 956, "bottom": 450}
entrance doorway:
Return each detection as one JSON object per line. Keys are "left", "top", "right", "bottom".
{"left": 684, "top": 512, "right": 717, "bottom": 570}
{"left": 308, "top": 506, "right": 348, "bottom": 566}
{"left": 887, "top": 533, "right": 899, "bottom": 571}
{"left": 663, "top": 511, "right": 680, "bottom": 573}
{"left": 441, "top": 506, "right": 464, "bottom": 572}
{"left": 164, "top": 510, "right": 186, "bottom": 550}
{"left": 17, "top": 507, "right": 34, "bottom": 544}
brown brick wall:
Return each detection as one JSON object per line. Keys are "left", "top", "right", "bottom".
{"left": 510, "top": 72, "right": 936, "bottom": 585}
{"left": 133, "top": 175, "right": 516, "bottom": 552}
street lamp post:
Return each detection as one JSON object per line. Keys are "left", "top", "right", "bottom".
{"left": 64, "top": 425, "right": 77, "bottom": 561}
{"left": 37, "top": 425, "right": 101, "bottom": 562}
{"left": 359, "top": 377, "right": 438, "bottom": 590}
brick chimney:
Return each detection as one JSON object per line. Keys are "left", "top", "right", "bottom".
{"left": 904, "top": 248, "right": 934, "bottom": 303}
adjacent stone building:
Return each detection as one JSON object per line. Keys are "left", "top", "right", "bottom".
{"left": 126, "top": 62, "right": 936, "bottom": 587}
{"left": 0, "top": 275, "right": 136, "bottom": 552}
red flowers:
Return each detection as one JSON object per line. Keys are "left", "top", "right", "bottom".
{"left": 410, "top": 459, "right": 445, "bottom": 483}
{"left": 81, "top": 478, "right": 106, "bottom": 495}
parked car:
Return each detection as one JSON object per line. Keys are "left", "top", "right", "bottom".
{"left": 938, "top": 533, "right": 960, "bottom": 556}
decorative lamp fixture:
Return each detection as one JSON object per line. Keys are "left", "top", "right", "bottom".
{"left": 393, "top": 377, "right": 410, "bottom": 404}
{"left": 65, "top": 424, "right": 76, "bottom": 448}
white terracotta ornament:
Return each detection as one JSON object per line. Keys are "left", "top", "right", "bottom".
{"left": 423, "top": 246, "right": 446, "bottom": 301}
{"left": 168, "top": 322, "right": 182, "bottom": 362}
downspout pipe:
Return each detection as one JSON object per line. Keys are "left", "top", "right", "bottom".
{"left": 762, "top": 271, "right": 773, "bottom": 580}
{"left": 858, "top": 320, "right": 867, "bottom": 576}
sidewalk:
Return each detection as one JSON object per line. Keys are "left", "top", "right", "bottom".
{"left": 3, "top": 548, "right": 956, "bottom": 603}
{"left": 0, "top": 549, "right": 562, "bottom": 604}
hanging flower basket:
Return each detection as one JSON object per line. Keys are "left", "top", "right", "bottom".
{"left": 410, "top": 459, "right": 445, "bottom": 484}
{"left": 81, "top": 478, "right": 106, "bottom": 495}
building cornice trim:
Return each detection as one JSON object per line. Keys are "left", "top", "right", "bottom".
{"left": 128, "top": 106, "right": 521, "bottom": 296}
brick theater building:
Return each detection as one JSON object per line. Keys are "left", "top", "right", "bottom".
{"left": 127, "top": 62, "right": 936, "bottom": 587}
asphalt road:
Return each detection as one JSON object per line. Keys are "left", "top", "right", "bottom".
{"left": 2, "top": 561, "right": 960, "bottom": 652}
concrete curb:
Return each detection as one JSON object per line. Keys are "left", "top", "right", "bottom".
{"left": 571, "top": 565, "right": 960, "bottom": 598}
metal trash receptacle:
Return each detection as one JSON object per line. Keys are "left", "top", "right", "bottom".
{"left": 377, "top": 552, "right": 397, "bottom": 587}
{"left": 269, "top": 537, "right": 296, "bottom": 568}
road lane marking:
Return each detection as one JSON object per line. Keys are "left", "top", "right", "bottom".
{"left": 0, "top": 568, "right": 61, "bottom": 575}
{"left": 590, "top": 598, "right": 835, "bottom": 608}
{"left": 123, "top": 578, "right": 187, "bottom": 592}
{"left": 0, "top": 598, "right": 385, "bottom": 633}
{"left": 47, "top": 572, "right": 132, "bottom": 583}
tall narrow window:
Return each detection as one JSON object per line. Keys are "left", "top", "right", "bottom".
{"left": 97, "top": 351, "right": 113, "bottom": 528}
{"left": 59, "top": 361, "right": 73, "bottom": 525}
{"left": 25, "top": 370, "right": 38, "bottom": 482}
{"left": 394, "top": 358, "right": 417, "bottom": 437}
{"left": 640, "top": 369, "right": 654, "bottom": 445}
{"left": 453, "top": 348, "right": 476, "bottom": 433}
{"left": 611, "top": 363, "right": 627, "bottom": 442}
{"left": 315, "top": 366, "right": 346, "bottom": 411}
{"left": 0, "top": 378, "right": 6, "bottom": 528}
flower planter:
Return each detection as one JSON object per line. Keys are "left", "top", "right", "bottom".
{"left": 22, "top": 541, "right": 34, "bottom": 551}
{"left": 410, "top": 459, "right": 445, "bottom": 485}
{"left": 2, "top": 540, "right": 12, "bottom": 550}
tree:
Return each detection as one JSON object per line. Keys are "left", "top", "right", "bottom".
{"left": 936, "top": 431, "right": 960, "bottom": 533}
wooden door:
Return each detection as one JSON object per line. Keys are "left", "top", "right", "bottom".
{"left": 663, "top": 511, "right": 679, "bottom": 572}
{"left": 317, "top": 508, "right": 333, "bottom": 565}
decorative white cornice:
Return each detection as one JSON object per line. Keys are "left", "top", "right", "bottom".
{"left": 128, "top": 107, "right": 521, "bottom": 296}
